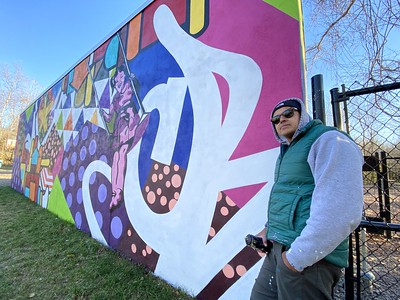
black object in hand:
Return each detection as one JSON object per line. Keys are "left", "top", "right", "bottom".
{"left": 245, "top": 234, "right": 273, "bottom": 253}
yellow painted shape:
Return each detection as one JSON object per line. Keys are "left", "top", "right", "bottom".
{"left": 109, "top": 68, "right": 116, "bottom": 80}
{"left": 263, "top": 0, "right": 301, "bottom": 20}
{"left": 41, "top": 159, "right": 50, "bottom": 167}
{"left": 85, "top": 70, "right": 93, "bottom": 106}
{"left": 190, "top": 0, "right": 206, "bottom": 35}
{"left": 75, "top": 79, "right": 86, "bottom": 108}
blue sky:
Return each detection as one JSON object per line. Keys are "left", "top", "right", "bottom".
{"left": 0, "top": 0, "right": 152, "bottom": 91}
{"left": 1, "top": 1, "right": 397, "bottom": 105}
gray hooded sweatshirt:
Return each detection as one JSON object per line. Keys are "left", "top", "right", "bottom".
{"left": 270, "top": 98, "right": 364, "bottom": 271}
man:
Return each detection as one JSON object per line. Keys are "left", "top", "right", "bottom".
{"left": 250, "top": 98, "right": 364, "bottom": 299}
{"left": 101, "top": 65, "right": 149, "bottom": 209}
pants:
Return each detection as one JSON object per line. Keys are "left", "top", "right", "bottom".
{"left": 250, "top": 243, "right": 342, "bottom": 300}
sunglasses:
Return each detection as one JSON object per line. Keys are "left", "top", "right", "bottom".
{"left": 271, "top": 107, "right": 298, "bottom": 125}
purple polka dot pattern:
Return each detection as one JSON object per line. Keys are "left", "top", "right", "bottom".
{"left": 80, "top": 146, "right": 87, "bottom": 161}
{"left": 111, "top": 216, "right": 123, "bottom": 239}
{"left": 98, "top": 184, "right": 107, "bottom": 203}
{"left": 63, "top": 157, "right": 69, "bottom": 171}
{"left": 89, "top": 140, "right": 97, "bottom": 155}
{"left": 76, "top": 188, "right": 83, "bottom": 204}
{"left": 58, "top": 122, "right": 113, "bottom": 237}
{"left": 82, "top": 125, "right": 89, "bottom": 140}
{"left": 69, "top": 172, "right": 75, "bottom": 187}
{"left": 75, "top": 211, "right": 82, "bottom": 228}
{"left": 71, "top": 152, "right": 77, "bottom": 166}
{"left": 66, "top": 193, "right": 73, "bottom": 207}
{"left": 95, "top": 211, "right": 103, "bottom": 228}
{"left": 57, "top": 121, "right": 161, "bottom": 272}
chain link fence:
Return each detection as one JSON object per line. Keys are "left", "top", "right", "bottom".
{"left": 329, "top": 76, "right": 400, "bottom": 299}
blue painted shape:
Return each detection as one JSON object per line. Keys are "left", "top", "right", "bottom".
{"left": 67, "top": 71, "right": 74, "bottom": 95}
{"left": 74, "top": 110, "right": 85, "bottom": 131}
{"left": 128, "top": 41, "right": 184, "bottom": 101}
{"left": 105, "top": 36, "right": 119, "bottom": 69}
{"left": 171, "top": 88, "right": 193, "bottom": 170}
{"left": 138, "top": 109, "right": 159, "bottom": 188}
{"left": 51, "top": 81, "right": 62, "bottom": 105}
{"left": 31, "top": 148, "right": 39, "bottom": 165}
{"left": 63, "top": 94, "right": 72, "bottom": 109}
{"left": 25, "top": 187, "right": 30, "bottom": 198}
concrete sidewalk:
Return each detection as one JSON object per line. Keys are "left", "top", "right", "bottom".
{"left": 0, "top": 169, "right": 12, "bottom": 187}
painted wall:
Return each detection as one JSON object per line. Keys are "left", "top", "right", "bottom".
{"left": 11, "top": 0, "right": 305, "bottom": 298}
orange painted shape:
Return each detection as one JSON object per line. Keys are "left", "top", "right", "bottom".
{"left": 64, "top": 111, "right": 73, "bottom": 131}
{"left": 90, "top": 110, "right": 99, "bottom": 125}
{"left": 127, "top": 15, "right": 142, "bottom": 60}
{"left": 30, "top": 181, "right": 36, "bottom": 200}
{"left": 70, "top": 58, "right": 89, "bottom": 90}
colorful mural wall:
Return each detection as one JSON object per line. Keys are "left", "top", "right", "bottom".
{"left": 11, "top": 0, "right": 305, "bottom": 298}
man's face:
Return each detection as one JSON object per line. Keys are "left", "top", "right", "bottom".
{"left": 272, "top": 106, "right": 300, "bottom": 143}
{"left": 114, "top": 70, "right": 126, "bottom": 92}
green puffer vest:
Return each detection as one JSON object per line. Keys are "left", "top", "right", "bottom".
{"left": 267, "top": 120, "right": 349, "bottom": 268}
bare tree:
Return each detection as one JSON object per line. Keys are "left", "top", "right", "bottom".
{"left": 0, "top": 64, "right": 42, "bottom": 129}
{"left": 0, "top": 63, "right": 42, "bottom": 164}
{"left": 303, "top": 0, "right": 400, "bottom": 84}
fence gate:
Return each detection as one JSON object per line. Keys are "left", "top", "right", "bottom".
{"left": 319, "top": 77, "right": 400, "bottom": 299}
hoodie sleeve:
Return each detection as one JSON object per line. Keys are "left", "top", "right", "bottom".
{"left": 285, "top": 130, "right": 364, "bottom": 271}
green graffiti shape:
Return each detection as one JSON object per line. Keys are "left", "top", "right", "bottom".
{"left": 47, "top": 176, "right": 75, "bottom": 225}
{"left": 263, "top": 0, "right": 300, "bottom": 20}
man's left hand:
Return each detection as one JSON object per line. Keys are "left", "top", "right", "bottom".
{"left": 282, "top": 251, "right": 300, "bottom": 273}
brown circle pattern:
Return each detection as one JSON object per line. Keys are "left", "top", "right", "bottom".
{"left": 142, "top": 161, "right": 186, "bottom": 214}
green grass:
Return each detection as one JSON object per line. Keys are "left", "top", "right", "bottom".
{"left": 0, "top": 187, "right": 194, "bottom": 300}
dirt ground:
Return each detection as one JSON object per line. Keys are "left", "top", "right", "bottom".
{"left": 333, "top": 183, "right": 400, "bottom": 299}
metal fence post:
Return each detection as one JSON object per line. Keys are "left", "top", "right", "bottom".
{"left": 311, "top": 74, "right": 326, "bottom": 124}
{"left": 330, "top": 80, "right": 400, "bottom": 299}
{"left": 345, "top": 232, "right": 355, "bottom": 300}
{"left": 330, "top": 87, "right": 343, "bottom": 131}
{"left": 379, "top": 151, "right": 392, "bottom": 238}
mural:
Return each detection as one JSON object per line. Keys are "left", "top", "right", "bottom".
{"left": 11, "top": 0, "right": 305, "bottom": 298}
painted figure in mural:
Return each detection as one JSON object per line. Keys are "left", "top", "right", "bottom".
{"left": 101, "top": 64, "right": 148, "bottom": 209}
{"left": 250, "top": 98, "right": 364, "bottom": 299}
